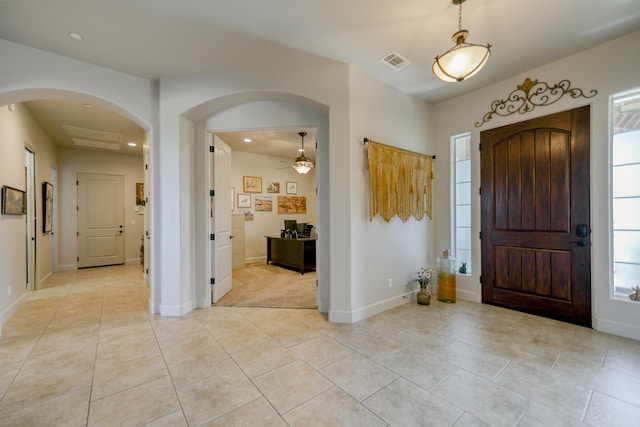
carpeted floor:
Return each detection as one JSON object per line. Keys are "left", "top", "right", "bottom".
{"left": 215, "top": 263, "right": 317, "bottom": 309}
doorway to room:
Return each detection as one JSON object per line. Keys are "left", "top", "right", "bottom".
{"left": 480, "top": 106, "right": 592, "bottom": 326}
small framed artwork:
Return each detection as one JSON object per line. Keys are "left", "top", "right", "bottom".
{"left": 1, "top": 185, "right": 26, "bottom": 215}
{"left": 267, "top": 182, "right": 280, "bottom": 193}
{"left": 237, "top": 194, "right": 251, "bottom": 208}
{"left": 286, "top": 181, "right": 297, "bottom": 194}
{"left": 42, "top": 182, "right": 53, "bottom": 233}
{"left": 243, "top": 176, "right": 262, "bottom": 193}
{"left": 136, "top": 182, "right": 144, "bottom": 206}
{"left": 255, "top": 195, "right": 273, "bottom": 212}
{"left": 242, "top": 211, "right": 254, "bottom": 221}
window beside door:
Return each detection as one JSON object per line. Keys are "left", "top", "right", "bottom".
{"left": 452, "top": 133, "right": 472, "bottom": 275}
{"left": 611, "top": 90, "right": 640, "bottom": 298}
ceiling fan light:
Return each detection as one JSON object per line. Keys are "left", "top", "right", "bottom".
{"left": 293, "top": 157, "right": 314, "bottom": 174}
{"left": 293, "top": 131, "right": 314, "bottom": 174}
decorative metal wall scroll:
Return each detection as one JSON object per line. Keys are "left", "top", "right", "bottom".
{"left": 474, "top": 78, "right": 598, "bottom": 128}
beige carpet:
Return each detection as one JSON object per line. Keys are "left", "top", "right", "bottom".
{"left": 215, "top": 263, "right": 317, "bottom": 309}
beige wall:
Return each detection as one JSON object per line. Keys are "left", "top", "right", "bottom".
{"left": 57, "top": 148, "right": 145, "bottom": 270}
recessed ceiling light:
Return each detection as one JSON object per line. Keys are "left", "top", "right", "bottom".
{"left": 68, "top": 32, "right": 83, "bottom": 41}
{"left": 84, "top": 103, "right": 93, "bottom": 108}
{"left": 127, "top": 142, "right": 137, "bottom": 147}
{"left": 243, "top": 138, "right": 252, "bottom": 143}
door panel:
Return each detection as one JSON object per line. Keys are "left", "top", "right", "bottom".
{"left": 212, "top": 136, "right": 232, "bottom": 302}
{"left": 481, "top": 106, "right": 591, "bottom": 326}
{"left": 77, "top": 173, "right": 125, "bottom": 268}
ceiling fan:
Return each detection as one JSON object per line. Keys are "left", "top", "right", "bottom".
{"left": 292, "top": 131, "right": 314, "bottom": 174}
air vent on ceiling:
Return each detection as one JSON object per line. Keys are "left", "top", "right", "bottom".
{"left": 63, "top": 125, "right": 122, "bottom": 143}
{"left": 72, "top": 138, "right": 120, "bottom": 151}
{"left": 380, "top": 51, "right": 412, "bottom": 70}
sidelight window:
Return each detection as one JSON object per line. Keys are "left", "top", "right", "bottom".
{"left": 611, "top": 90, "right": 640, "bottom": 298}
{"left": 452, "top": 133, "right": 472, "bottom": 275}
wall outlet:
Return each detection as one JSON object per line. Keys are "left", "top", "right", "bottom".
{"left": 388, "top": 278, "right": 392, "bottom": 288}
{"left": 8, "top": 285, "right": 11, "bottom": 296}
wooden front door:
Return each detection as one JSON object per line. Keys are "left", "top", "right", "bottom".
{"left": 480, "top": 106, "right": 591, "bottom": 326}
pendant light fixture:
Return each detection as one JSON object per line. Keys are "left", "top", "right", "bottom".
{"left": 292, "top": 131, "right": 314, "bottom": 174}
{"left": 432, "top": 0, "right": 491, "bottom": 82}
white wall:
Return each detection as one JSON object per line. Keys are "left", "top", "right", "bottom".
{"left": 0, "top": 102, "right": 58, "bottom": 330}
{"left": 348, "top": 67, "right": 436, "bottom": 320}
{"left": 57, "top": 148, "right": 145, "bottom": 269}
{"left": 432, "top": 30, "right": 640, "bottom": 340}
{"left": 228, "top": 151, "right": 316, "bottom": 263}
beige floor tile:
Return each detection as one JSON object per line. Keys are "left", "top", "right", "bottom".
{"left": 176, "top": 366, "right": 261, "bottom": 426}
{"left": 377, "top": 348, "right": 458, "bottom": 391}
{"left": 517, "top": 401, "right": 589, "bottom": 427}
{"left": 202, "top": 397, "right": 287, "bottom": 426}
{"left": 164, "top": 348, "right": 237, "bottom": 388}
{"left": 435, "top": 340, "right": 511, "bottom": 380}
{"left": 433, "top": 369, "right": 529, "bottom": 427}
{"left": 253, "top": 359, "right": 333, "bottom": 414}
{"left": 215, "top": 325, "right": 274, "bottom": 354}
{"left": 259, "top": 318, "right": 323, "bottom": 347}
{"left": 0, "top": 385, "right": 90, "bottom": 427}
{"left": 231, "top": 339, "right": 298, "bottom": 378}
{"left": 91, "top": 352, "right": 169, "bottom": 400}
{"left": 453, "top": 413, "right": 491, "bottom": 427}
{"left": 331, "top": 327, "right": 405, "bottom": 361}
{"left": 363, "top": 377, "right": 463, "bottom": 427}
{"left": 88, "top": 376, "right": 180, "bottom": 426}
{"left": 320, "top": 353, "right": 398, "bottom": 402}
{"left": 290, "top": 335, "right": 354, "bottom": 369}
{"left": 285, "top": 386, "right": 387, "bottom": 427}
{"left": 497, "top": 362, "right": 592, "bottom": 419}
{"left": 590, "top": 366, "right": 640, "bottom": 407}
{"left": 584, "top": 391, "right": 640, "bottom": 427}
{"left": 142, "top": 409, "right": 188, "bottom": 427}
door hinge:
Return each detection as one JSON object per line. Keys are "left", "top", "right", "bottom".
{"left": 146, "top": 269, "right": 149, "bottom": 275}
{"left": 479, "top": 275, "right": 482, "bottom": 284}
{"left": 479, "top": 187, "right": 481, "bottom": 195}
{"left": 478, "top": 142, "right": 482, "bottom": 151}
{"left": 76, "top": 206, "right": 79, "bottom": 211}
{"left": 145, "top": 164, "right": 148, "bottom": 170}
{"left": 77, "top": 257, "right": 79, "bottom": 262}
{"left": 209, "top": 146, "right": 214, "bottom": 153}
{"left": 479, "top": 231, "right": 482, "bottom": 239}
{"left": 315, "top": 188, "right": 318, "bottom": 195}
{"left": 210, "top": 189, "right": 214, "bottom": 197}
{"left": 77, "top": 231, "right": 79, "bottom": 236}
{"left": 210, "top": 278, "right": 215, "bottom": 285}
{"left": 210, "top": 233, "right": 215, "bottom": 240}
{"left": 76, "top": 180, "right": 79, "bottom": 186}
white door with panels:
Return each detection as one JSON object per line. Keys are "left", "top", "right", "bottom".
{"left": 211, "top": 135, "right": 232, "bottom": 302}
{"left": 77, "top": 173, "right": 125, "bottom": 268}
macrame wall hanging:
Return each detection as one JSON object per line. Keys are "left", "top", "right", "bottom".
{"left": 365, "top": 139, "right": 433, "bottom": 223}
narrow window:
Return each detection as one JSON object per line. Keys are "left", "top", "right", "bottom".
{"left": 611, "top": 90, "right": 640, "bottom": 298}
{"left": 452, "top": 133, "right": 472, "bottom": 274}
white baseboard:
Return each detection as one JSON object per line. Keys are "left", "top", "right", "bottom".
{"left": 159, "top": 300, "right": 194, "bottom": 317}
{"left": 457, "top": 288, "right": 482, "bottom": 303}
{"left": 246, "top": 256, "right": 267, "bottom": 265}
{"left": 38, "top": 271, "right": 53, "bottom": 289}
{"left": 58, "top": 264, "right": 77, "bottom": 271}
{"left": 125, "top": 258, "right": 142, "bottom": 266}
{"left": 329, "top": 294, "right": 408, "bottom": 324}
{"left": 0, "top": 293, "right": 28, "bottom": 337}
{"left": 328, "top": 309, "right": 354, "bottom": 323}
{"left": 596, "top": 317, "right": 640, "bottom": 341}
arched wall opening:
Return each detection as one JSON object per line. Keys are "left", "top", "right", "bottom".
{"left": 0, "top": 88, "right": 156, "bottom": 315}
{"left": 180, "top": 92, "right": 331, "bottom": 312}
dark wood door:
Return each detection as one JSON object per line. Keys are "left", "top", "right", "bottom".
{"left": 480, "top": 106, "right": 591, "bottom": 327}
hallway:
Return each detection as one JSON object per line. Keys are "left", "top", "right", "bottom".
{"left": 0, "top": 265, "right": 639, "bottom": 426}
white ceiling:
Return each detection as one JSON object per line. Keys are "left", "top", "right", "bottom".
{"left": 3, "top": 0, "right": 640, "bottom": 156}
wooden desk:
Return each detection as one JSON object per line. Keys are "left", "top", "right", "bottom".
{"left": 266, "top": 236, "right": 316, "bottom": 274}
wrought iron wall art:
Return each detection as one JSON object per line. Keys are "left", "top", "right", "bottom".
{"left": 474, "top": 78, "right": 597, "bottom": 127}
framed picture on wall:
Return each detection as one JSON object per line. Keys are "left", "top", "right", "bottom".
{"left": 237, "top": 194, "right": 251, "bottom": 208}
{"left": 42, "top": 182, "right": 53, "bottom": 233}
{"left": 286, "top": 181, "right": 297, "bottom": 194}
{"left": 1, "top": 185, "right": 26, "bottom": 215}
{"left": 243, "top": 176, "right": 262, "bottom": 193}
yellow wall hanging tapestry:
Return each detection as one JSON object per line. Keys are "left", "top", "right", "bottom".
{"left": 367, "top": 140, "right": 433, "bottom": 222}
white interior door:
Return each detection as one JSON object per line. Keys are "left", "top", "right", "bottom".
{"left": 77, "top": 173, "right": 125, "bottom": 268}
{"left": 211, "top": 135, "right": 232, "bottom": 302}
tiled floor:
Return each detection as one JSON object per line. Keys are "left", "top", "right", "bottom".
{"left": 1, "top": 265, "right": 640, "bottom": 426}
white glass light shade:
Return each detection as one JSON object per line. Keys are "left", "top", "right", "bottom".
{"left": 293, "top": 157, "right": 314, "bottom": 174}
{"left": 432, "top": 30, "right": 491, "bottom": 82}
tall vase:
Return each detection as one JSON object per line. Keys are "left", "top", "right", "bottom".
{"left": 437, "top": 249, "right": 456, "bottom": 303}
